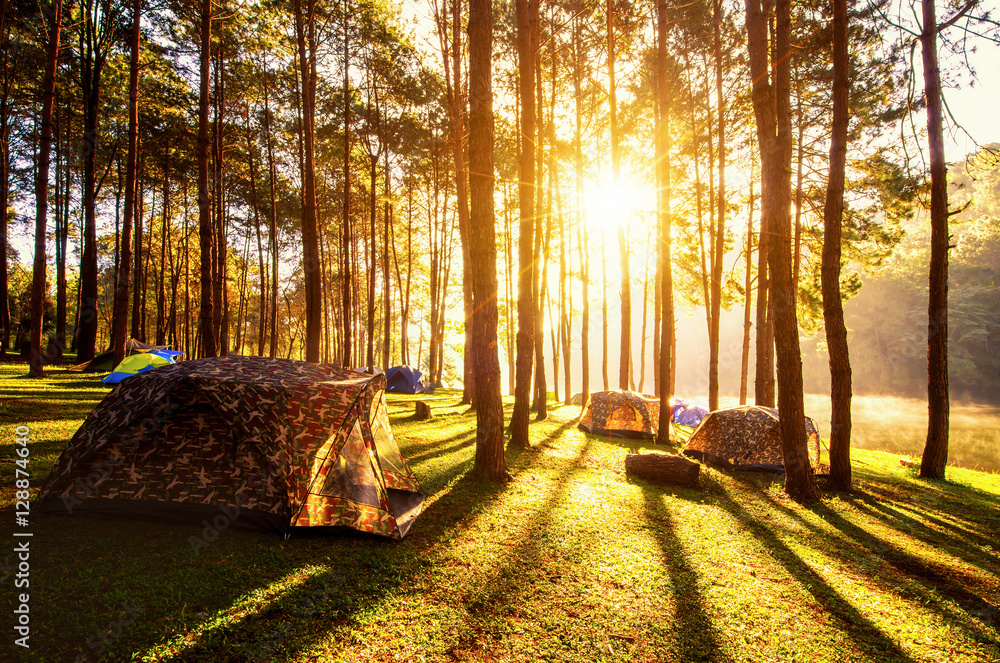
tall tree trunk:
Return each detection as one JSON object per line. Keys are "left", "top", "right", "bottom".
{"left": 156, "top": 144, "right": 170, "bottom": 345}
{"left": 54, "top": 103, "right": 68, "bottom": 356}
{"left": 919, "top": 0, "right": 950, "bottom": 479}
{"left": 132, "top": 168, "right": 144, "bottom": 341}
{"left": 638, "top": 241, "right": 650, "bottom": 393}
{"left": 740, "top": 170, "right": 756, "bottom": 405}
{"left": 141, "top": 186, "right": 152, "bottom": 340}
{"left": 793, "top": 70, "right": 804, "bottom": 297}
{"left": 509, "top": 0, "right": 539, "bottom": 449}
{"left": 532, "top": 24, "right": 546, "bottom": 416}
{"left": 655, "top": 0, "right": 674, "bottom": 444}
{"left": 293, "top": 0, "right": 321, "bottom": 362}
{"left": 246, "top": 110, "right": 267, "bottom": 356}
{"left": 197, "top": 0, "right": 217, "bottom": 358}
{"left": 823, "top": 0, "right": 852, "bottom": 489}
{"left": 77, "top": 0, "right": 111, "bottom": 364}
{"left": 468, "top": 0, "right": 506, "bottom": 481}
{"left": 28, "top": 0, "right": 64, "bottom": 376}
{"left": 602, "top": 241, "right": 608, "bottom": 390}
{"left": 746, "top": 0, "right": 817, "bottom": 502}
{"left": 183, "top": 181, "right": 191, "bottom": 357}
{"left": 262, "top": 62, "right": 280, "bottom": 359}
{"left": 111, "top": 0, "right": 140, "bottom": 365}
{"left": 434, "top": 0, "right": 474, "bottom": 403}
{"left": 212, "top": 33, "right": 225, "bottom": 352}
{"left": 504, "top": 182, "right": 515, "bottom": 394}
{"left": 341, "top": 0, "right": 353, "bottom": 368}
{"left": 383, "top": 151, "right": 391, "bottom": 371}
{"left": 574, "top": 13, "right": 589, "bottom": 410}
{"left": 709, "top": 0, "right": 726, "bottom": 412}
{"left": 0, "top": 0, "right": 13, "bottom": 354}
{"left": 609, "top": 0, "right": 631, "bottom": 390}
{"left": 367, "top": 149, "right": 377, "bottom": 371}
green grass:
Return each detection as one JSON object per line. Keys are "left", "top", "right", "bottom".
{"left": 1, "top": 363, "right": 998, "bottom": 662}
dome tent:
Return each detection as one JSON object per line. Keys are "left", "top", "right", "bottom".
{"left": 578, "top": 390, "right": 661, "bottom": 439}
{"left": 385, "top": 365, "right": 425, "bottom": 394}
{"left": 39, "top": 356, "right": 424, "bottom": 539}
{"left": 682, "top": 405, "right": 821, "bottom": 471}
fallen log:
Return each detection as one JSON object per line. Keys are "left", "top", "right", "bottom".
{"left": 625, "top": 452, "right": 700, "bottom": 489}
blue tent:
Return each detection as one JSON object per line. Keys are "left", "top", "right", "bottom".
{"left": 385, "top": 365, "right": 425, "bottom": 394}
{"left": 671, "top": 398, "right": 710, "bottom": 427}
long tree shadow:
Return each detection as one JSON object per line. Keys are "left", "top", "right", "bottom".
{"left": 439, "top": 439, "right": 594, "bottom": 657}
{"left": 127, "top": 448, "right": 507, "bottom": 663}
{"left": 124, "top": 413, "right": 582, "bottom": 662}
{"left": 24, "top": 416, "right": 488, "bottom": 662}
{"left": 401, "top": 431, "right": 476, "bottom": 465}
{"left": 710, "top": 484, "right": 922, "bottom": 663}
{"left": 810, "top": 502, "right": 1000, "bottom": 639}
{"left": 861, "top": 478, "right": 1000, "bottom": 538}
{"left": 848, "top": 493, "right": 1000, "bottom": 577}
{"left": 640, "top": 485, "right": 731, "bottom": 662}
{"left": 729, "top": 474, "right": 999, "bottom": 651}
{"left": 266, "top": 425, "right": 591, "bottom": 661}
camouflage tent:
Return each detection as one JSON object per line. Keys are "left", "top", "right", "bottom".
{"left": 682, "top": 405, "right": 821, "bottom": 470}
{"left": 39, "top": 356, "right": 425, "bottom": 539}
{"left": 578, "top": 391, "right": 661, "bottom": 439}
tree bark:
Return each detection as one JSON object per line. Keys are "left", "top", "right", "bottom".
{"left": 341, "top": 0, "right": 353, "bottom": 367}
{"left": 111, "top": 0, "right": 140, "bottom": 366}
{"left": 573, "top": 12, "right": 589, "bottom": 411}
{"left": 155, "top": 144, "right": 170, "bottom": 346}
{"left": 509, "top": 0, "right": 538, "bottom": 449}
{"left": 383, "top": 151, "right": 391, "bottom": 372}
{"left": 246, "top": 109, "right": 267, "bottom": 356}
{"left": 28, "top": 0, "right": 63, "bottom": 377}
{"left": 919, "top": 0, "right": 950, "bottom": 479}
{"left": 709, "top": 0, "right": 726, "bottom": 412}
{"left": 262, "top": 65, "right": 280, "bottom": 359}
{"left": 0, "top": 0, "right": 13, "bottom": 354}
{"left": 197, "top": 0, "right": 217, "bottom": 358}
{"left": 294, "top": 0, "right": 321, "bottom": 363}
{"left": 740, "top": 170, "right": 756, "bottom": 405}
{"left": 823, "top": 0, "right": 853, "bottom": 490}
{"left": 609, "top": 0, "right": 631, "bottom": 391}
{"left": 745, "top": 0, "right": 816, "bottom": 501}
{"left": 53, "top": 101, "right": 68, "bottom": 357}
{"left": 76, "top": 0, "right": 113, "bottom": 364}
{"left": 655, "top": 0, "right": 674, "bottom": 445}
{"left": 212, "top": 33, "right": 226, "bottom": 354}
{"left": 625, "top": 453, "right": 699, "bottom": 489}
{"left": 468, "top": 0, "right": 506, "bottom": 482}
{"left": 532, "top": 30, "right": 547, "bottom": 417}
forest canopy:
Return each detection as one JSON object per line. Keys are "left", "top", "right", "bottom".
{"left": 2, "top": 0, "right": 998, "bottom": 412}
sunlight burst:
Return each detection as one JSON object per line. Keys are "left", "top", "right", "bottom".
{"left": 582, "top": 179, "right": 654, "bottom": 236}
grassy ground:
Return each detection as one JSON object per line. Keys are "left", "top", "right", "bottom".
{"left": 1, "top": 364, "right": 998, "bottom": 662}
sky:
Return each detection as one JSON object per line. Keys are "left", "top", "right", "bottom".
{"left": 942, "top": 41, "right": 1000, "bottom": 161}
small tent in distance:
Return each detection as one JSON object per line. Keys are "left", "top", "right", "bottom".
{"left": 682, "top": 405, "right": 821, "bottom": 471}
{"left": 102, "top": 350, "right": 178, "bottom": 385}
{"left": 74, "top": 339, "right": 174, "bottom": 373}
{"left": 39, "top": 356, "right": 425, "bottom": 539}
{"left": 385, "top": 365, "right": 425, "bottom": 394}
